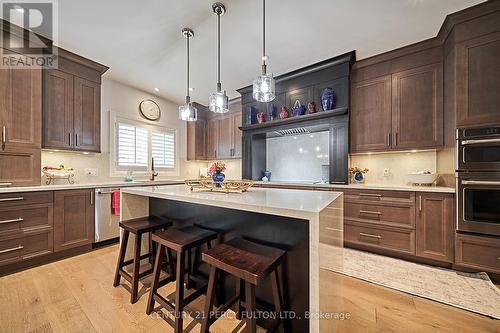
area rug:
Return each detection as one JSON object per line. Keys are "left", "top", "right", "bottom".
{"left": 319, "top": 244, "right": 500, "bottom": 320}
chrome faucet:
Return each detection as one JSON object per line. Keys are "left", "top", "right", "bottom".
{"left": 150, "top": 157, "right": 158, "bottom": 181}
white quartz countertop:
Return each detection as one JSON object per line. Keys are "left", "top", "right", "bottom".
{"left": 254, "top": 181, "right": 455, "bottom": 193}
{"left": 0, "top": 180, "right": 185, "bottom": 193}
{"left": 121, "top": 184, "right": 342, "bottom": 219}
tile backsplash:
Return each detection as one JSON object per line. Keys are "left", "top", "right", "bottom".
{"left": 350, "top": 149, "right": 454, "bottom": 185}
{"left": 266, "top": 131, "right": 329, "bottom": 182}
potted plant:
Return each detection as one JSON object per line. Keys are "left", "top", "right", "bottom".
{"left": 209, "top": 161, "right": 226, "bottom": 187}
{"left": 349, "top": 167, "right": 369, "bottom": 183}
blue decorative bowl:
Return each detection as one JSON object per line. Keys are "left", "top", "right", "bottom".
{"left": 212, "top": 172, "right": 225, "bottom": 187}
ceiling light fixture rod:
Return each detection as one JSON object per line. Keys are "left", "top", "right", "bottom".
{"left": 182, "top": 28, "right": 194, "bottom": 104}
{"left": 262, "top": 0, "right": 266, "bottom": 75}
{"left": 213, "top": 3, "right": 225, "bottom": 93}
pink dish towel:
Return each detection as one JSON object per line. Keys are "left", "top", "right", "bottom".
{"left": 111, "top": 189, "right": 120, "bottom": 216}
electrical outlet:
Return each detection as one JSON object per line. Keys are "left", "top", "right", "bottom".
{"left": 383, "top": 168, "right": 391, "bottom": 177}
{"left": 85, "top": 168, "right": 98, "bottom": 177}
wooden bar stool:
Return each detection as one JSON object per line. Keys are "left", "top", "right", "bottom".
{"left": 201, "top": 238, "right": 286, "bottom": 333}
{"left": 146, "top": 226, "right": 218, "bottom": 333}
{"left": 113, "top": 216, "right": 173, "bottom": 304}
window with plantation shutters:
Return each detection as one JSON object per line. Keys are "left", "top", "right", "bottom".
{"left": 117, "top": 122, "right": 148, "bottom": 167}
{"left": 152, "top": 131, "right": 175, "bottom": 168}
{"left": 113, "top": 117, "right": 177, "bottom": 174}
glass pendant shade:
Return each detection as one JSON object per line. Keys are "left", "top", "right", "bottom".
{"left": 208, "top": 90, "right": 229, "bottom": 113}
{"left": 178, "top": 103, "right": 197, "bottom": 122}
{"left": 253, "top": 73, "right": 276, "bottom": 102}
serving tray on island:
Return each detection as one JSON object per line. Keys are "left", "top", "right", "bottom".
{"left": 185, "top": 179, "right": 253, "bottom": 193}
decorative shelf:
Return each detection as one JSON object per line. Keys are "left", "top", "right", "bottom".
{"left": 239, "top": 107, "right": 348, "bottom": 131}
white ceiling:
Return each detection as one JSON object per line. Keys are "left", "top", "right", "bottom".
{"left": 55, "top": 0, "right": 484, "bottom": 104}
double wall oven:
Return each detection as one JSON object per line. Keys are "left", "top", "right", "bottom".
{"left": 456, "top": 126, "right": 500, "bottom": 236}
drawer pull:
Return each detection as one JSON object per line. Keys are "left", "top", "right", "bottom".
{"left": 0, "top": 217, "right": 23, "bottom": 225}
{"left": 359, "top": 193, "right": 382, "bottom": 198}
{"left": 0, "top": 182, "right": 12, "bottom": 187}
{"left": 359, "top": 210, "right": 382, "bottom": 216}
{"left": 359, "top": 232, "right": 382, "bottom": 240}
{"left": 0, "top": 245, "right": 23, "bottom": 254}
{"left": 0, "top": 197, "right": 23, "bottom": 202}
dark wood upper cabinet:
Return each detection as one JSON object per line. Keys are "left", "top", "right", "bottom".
{"left": 187, "top": 100, "right": 242, "bottom": 161}
{"left": 0, "top": 67, "right": 41, "bottom": 150}
{"left": 73, "top": 77, "right": 100, "bottom": 152}
{"left": 351, "top": 75, "right": 392, "bottom": 152}
{"left": 351, "top": 62, "right": 444, "bottom": 153}
{"left": 455, "top": 32, "right": 500, "bottom": 127}
{"left": 53, "top": 189, "right": 94, "bottom": 252}
{"left": 206, "top": 118, "right": 219, "bottom": 160}
{"left": 416, "top": 193, "right": 454, "bottom": 263}
{"left": 392, "top": 63, "right": 443, "bottom": 149}
{"left": 217, "top": 116, "right": 233, "bottom": 159}
{"left": 42, "top": 69, "right": 73, "bottom": 150}
{"left": 0, "top": 64, "right": 41, "bottom": 186}
{"left": 187, "top": 117, "right": 207, "bottom": 161}
{"left": 42, "top": 48, "right": 108, "bottom": 152}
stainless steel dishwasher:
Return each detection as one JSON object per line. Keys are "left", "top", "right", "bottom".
{"left": 94, "top": 187, "right": 121, "bottom": 243}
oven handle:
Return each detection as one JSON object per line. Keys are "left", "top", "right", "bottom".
{"left": 461, "top": 138, "right": 500, "bottom": 145}
{"left": 461, "top": 180, "right": 500, "bottom": 186}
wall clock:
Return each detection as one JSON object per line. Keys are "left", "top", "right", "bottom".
{"left": 139, "top": 99, "right": 161, "bottom": 121}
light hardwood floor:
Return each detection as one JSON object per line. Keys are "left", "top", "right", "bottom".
{"left": 0, "top": 245, "right": 498, "bottom": 333}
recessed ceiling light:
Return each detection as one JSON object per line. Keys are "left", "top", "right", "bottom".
{"left": 154, "top": 87, "right": 160, "bottom": 92}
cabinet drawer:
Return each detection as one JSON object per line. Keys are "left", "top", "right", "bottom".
{"left": 455, "top": 233, "right": 500, "bottom": 274}
{"left": 344, "top": 189, "right": 415, "bottom": 204}
{"left": 0, "top": 229, "right": 53, "bottom": 266}
{"left": 0, "top": 204, "right": 53, "bottom": 237}
{"left": 345, "top": 222, "right": 415, "bottom": 255}
{"left": 0, "top": 191, "right": 53, "bottom": 208}
{"left": 345, "top": 202, "right": 415, "bottom": 228}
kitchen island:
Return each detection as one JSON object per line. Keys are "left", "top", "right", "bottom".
{"left": 120, "top": 184, "right": 343, "bottom": 333}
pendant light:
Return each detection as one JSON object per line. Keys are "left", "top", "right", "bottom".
{"left": 208, "top": 2, "right": 229, "bottom": 113}
{"left": 179, "top": 28, "right": 197, "bottom": 122}
{"left": 253, "top": 0, "right": 275, "bottom": 102}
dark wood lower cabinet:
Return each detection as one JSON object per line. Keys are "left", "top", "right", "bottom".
{"left": 53, "top": 189, "right": 94, "bottom": 252}
{"left": 416, "top": 193, "right": 454, "bottom": 263}
{"left": 455, "top": 233, "right": 500, "bottom": 274}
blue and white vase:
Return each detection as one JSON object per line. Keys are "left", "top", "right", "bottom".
{"left": 212, "top": 172, "right": 225, "bottom": 187}
{"left": 321, "top": 88, "right": 336, "bottom": 111}
{"left": 354, "top": 172, "right": 364, "bottom": 183}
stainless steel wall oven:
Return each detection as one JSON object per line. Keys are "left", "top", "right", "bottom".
{"left": 457, "top": 126, "right": 500, "bottom": 236}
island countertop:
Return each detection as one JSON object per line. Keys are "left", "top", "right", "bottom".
{"left": 120, "top": 184, "right": 343, "bottom": 219}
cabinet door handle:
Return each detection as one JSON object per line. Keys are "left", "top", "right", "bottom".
{"left": 0, "top": 217, "right": 23, "bottom": 225}
{"left": 359, "top": 210, "right": 382, "bottom": 216}
{"left": 0, "top": 197, "right": 23, "bottom": 202}
{"left": 0, "top": 182, "right": 12, "bottom": 187}
{"left": 0, "top": 245, "right": 23, "bottom": 254}
{"left": 90, "top": 192, "right": 93, "bottom": 205}
{"left": 2, "top": 126, "right": 6, "bottom": 145}
{"left": 359, "top": 232, "right": 382, "bottom": 240}
{"left": 69, "top": 132, "right": 72, "bottom": 146}
{"left": 419, "top": 195, "right": 422, "bottom": 213}
{"left": 75, "top": 133, "right": 78, "bottom": 147}
{"left": 359, "top": 193, "right": 382, "bottom": 198}
{"left": 393, "top": 132, "right": 398, "bottom": 146}
{"left": 387, "top": 133, "right": 391, "bottom": 147}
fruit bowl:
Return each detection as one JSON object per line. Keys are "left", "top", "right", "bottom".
{"left": 407, "top": 172, "right": 438, "bottom": 185}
